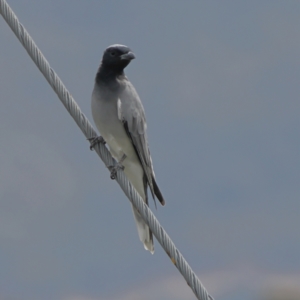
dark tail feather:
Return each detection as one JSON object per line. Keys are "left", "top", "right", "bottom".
{"left": 152, "top": 177, "right": 165, "bottom": 206}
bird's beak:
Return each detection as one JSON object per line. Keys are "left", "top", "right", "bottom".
{"left": 120, "top": 51, "right": 135, "bottom": 61}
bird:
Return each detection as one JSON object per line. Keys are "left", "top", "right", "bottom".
{"left": 90, "top": 44, "right": 165, "bottom": 254}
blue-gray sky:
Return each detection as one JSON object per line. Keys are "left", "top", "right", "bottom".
{"left": 0, "top": 1, "right": 299, "bottom": 300}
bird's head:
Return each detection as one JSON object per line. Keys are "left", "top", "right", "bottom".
{"left": 101, "top": 44, "right": 135, "bottom": 72}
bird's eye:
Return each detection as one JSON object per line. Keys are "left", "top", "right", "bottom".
{"left": 110, "top": 51, "right": 116, "bottom": 56}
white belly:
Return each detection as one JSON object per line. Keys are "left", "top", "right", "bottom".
{"left": 92, "top": 91, "right": 146, "bottom": 200}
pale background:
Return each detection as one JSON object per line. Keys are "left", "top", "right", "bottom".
{"left": 0, "top": 1, "right": 299, "bottom": 300}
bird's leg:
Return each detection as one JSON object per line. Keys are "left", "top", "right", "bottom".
{"left": 109, "top": 154, "right": 127, "bottom": 180}
{"left": 87, "top": 136, "right": 106, "bottom": 150}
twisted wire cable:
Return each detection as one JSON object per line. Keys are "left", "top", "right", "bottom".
{"left": 0, "top": 1, "right": 214, "bottom": 299}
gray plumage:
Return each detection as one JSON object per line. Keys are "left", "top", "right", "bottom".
{"left": 91, "top": 44, "right": 165, "bottom": 253}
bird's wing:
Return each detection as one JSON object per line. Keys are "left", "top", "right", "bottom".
{"left": 118, "top": 81, "right": 165, "bottom": 206}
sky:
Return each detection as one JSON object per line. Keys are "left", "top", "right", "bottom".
{"left": 0, "top": 1, "right": 300, "bottom": 300}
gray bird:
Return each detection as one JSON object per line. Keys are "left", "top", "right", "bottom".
{"left": 90, "top": 44, "right": 165, "bottom": 254}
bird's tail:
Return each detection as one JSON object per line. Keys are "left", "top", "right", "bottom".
{"left": 131, "top": 205, "right": 154, "bottom": 254}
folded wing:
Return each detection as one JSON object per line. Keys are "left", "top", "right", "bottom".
{"left": 118, "top": 81, "right": 165, "bottom": 206}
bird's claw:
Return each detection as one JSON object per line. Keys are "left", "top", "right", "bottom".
{"left": 88, "top": 136, "right": 106, "bottom": 150}
{"left": 109, "top": 163, "right": 125, "bottom": 180}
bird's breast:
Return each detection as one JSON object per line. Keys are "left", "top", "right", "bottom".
{"left": 91, "top": 88, "right": 137, "bottom": 162}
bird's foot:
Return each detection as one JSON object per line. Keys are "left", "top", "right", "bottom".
{"left": 109, "top": 163, "right": 125, "bottom": 180}
{"left": 108, "top": 154, "right": 127, "bottom": 180}
{"left": 88, "top": 136, "right": 106, "bottom": 150}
